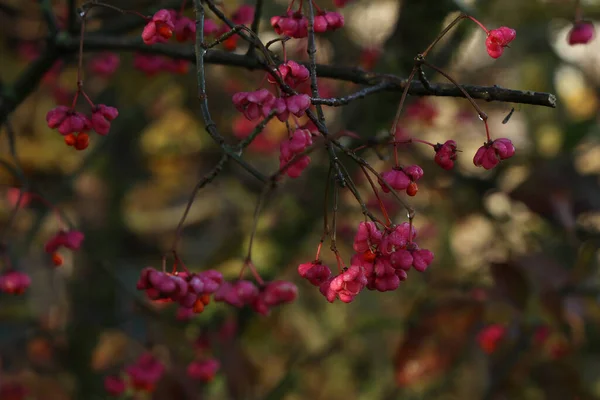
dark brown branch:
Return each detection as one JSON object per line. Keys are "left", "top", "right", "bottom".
{"left": 61, "top": 36, "right": 557, "bottom": 107}
{"left": 170, "top": 155, "right": 228, "bottom": 253}
{"left": 249, "top": 0, "right": 263, "bottom": 34}
{"left": 0, "top": 34, "right": 557, "bottom": 126}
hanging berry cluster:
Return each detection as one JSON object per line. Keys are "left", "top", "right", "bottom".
{"left": 0, "top": 188, "right": 85, "bottom": 296}
{"left": 42, "top": 1, "right": 260, "bottom": 151}
{"left": 299, "top": 221, "right": 433, "bottom": 303}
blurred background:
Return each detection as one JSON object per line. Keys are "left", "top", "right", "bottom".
{"left": 1, "top": 0, "right": 600, "bottom": 399}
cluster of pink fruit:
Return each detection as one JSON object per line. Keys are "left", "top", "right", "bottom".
{"left": 0, "top": 187, "right": 85, "bottom": 294}
{"left": 0, "top": 227, "right": 84, "bottom": 295}
{"left": 299, "top": 221, "right": 434, "bottom": 302}
{"left": 136, "top": 264, "right": 298, "bottom": 317}
{"left": 104, "top": 352, "right": 220, "bottom": 396}
{"left": 46, "top": 103, "right": 118, "bottom": 150}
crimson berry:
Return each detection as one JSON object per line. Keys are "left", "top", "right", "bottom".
{"left": 51, "top": 252, "right": 63, "bottom": 267}
{"left": 271, "top": 11, "right": 308, "bottom": 38}
{"left": 89, "top": 52, "right": 120, "bottom": 78}
{"left": 74, "top": 132, "right": 89, "bottom": 150}
{"left": 64, "top": 133, "right": 76, "bottom": 146}
{"left": 298, "top": 260, "right": 332, "bottom": 286}
{"left": 485, "top": 27, "right": 516, "bottom": 59}
{"left": 363, "top": 249, "right": 377, "bottom": 262}
{"left": 104, "top": 376, "right": 126, "bottom": 396}
{"left": 187, "top": 358, "right": 220, "bottom": 382}
{"left": 379, "top": 222, "right": 416, "bottom": 256}
{"left": 568, "top": 21, "right": 595, "bottom": 45}
{"left": 477, "top": 324, "right": 506, "bottom": 354}
{"left": 473, "top": 138, "right": 515, "bottom": 170}
{"left": 353, "top": 221, "right": 383, "bottom": 253}
{"left": 45, "top": 230, "right": 84, "bottom": 254}
{"left": 125, "top": 353, "right": 165, "bottom": 393}
{"left": 46, "top": 106, "right": 91, "bottom": 135}
{"left": 142, "top": 10, "right": 174, "bottom": 45}
{"left": 232, "top": 89, "right": 276, "bottom": 121}
{"left": 91, "top": 104, "right": 119, "bottom": 136}
{"left": 6, "top": 188, "right": 32, "bottom": 208}
{"left": 223, "top": 35, "right": 239, "bottom": 51}
{"left": 133, "top": 53, "right": 168, "bottom": 76}
{"left": 193, "top": 293, "right": 211, "bottom": 313}
{"left": 174, "top": 15, "right": 196, "bottom": 43}
{"left": 214, "top": 280, "right": 259, "bottom": 308}
{"left": 379, "top": 165, "right": 423, "bottom": 195}
{"left": 0, "top": 270, "right": 31, "bottom": 295}
{"left": 434, "top": 140, "right": 458, "bottom": 170}
{"left": 406, "top": 182, "right": 418, "bottom": 196}
{"left": 321, "top": 265, "right": 368, "bottom": 303}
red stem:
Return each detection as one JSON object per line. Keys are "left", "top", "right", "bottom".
{"left": 70, "top": 91, "right": 79, "bottom": 110}
{"left": 81, "top": 90, "right": 95, "bottom": 108}
{"left": 389, "top": 67, "right": 417, "bottom": 139}
{"left": 574, "top": 0, "right": 583, "bottom": 21}
{"left": 466, "top": 15, "right": 489, "bottom": 34}
{"left": 310, "top": 0, "right": 323, "bottom": 14}
{"left": 333, "top": 251, "right": 344, "bottom": 273}
{"left": 360, "top": 166, "right": 392, "bottom": 227}
{"left": 180, "top": 0, "right": 188, "bottom": 14}
{"left": 242, "top": 259, "right": 264, "bottom": 285}
{"left": 315, "top": 240, "right": 323, "bottom": 261}
{"left": 173, "top": 251, "right": 190, "bottom": 274}
{"left": 409, "top": 138, "right": 436, "bottom": 147}
{"left": 287, "top": 0, "right": 296, "bottom": 13}
{"left": 76, "top": 12, "right": 87, "bottom": 88}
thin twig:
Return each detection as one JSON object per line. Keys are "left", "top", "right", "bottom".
{"left": 193, "top": 0, "right": 268, "bottom": 183}
{"left": 169, "top": 155, "right": 228, "bottom": 253}
{"left": 237, "top": 111, "right": 277, "bottom": 150}
{"left": 421, "top": 59, "right": 487, "bottom": 120}
{"left": 311, "top": 81, "right": 394, "bottom": 106}
{"left": 332, "top": 140, "right": 412, "bottom": 214}
{"left": 203, "top": 25, "right": 244, "bottom": 50}
{"left": 246, "top": 0, "right": 264, "bottom": 57}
